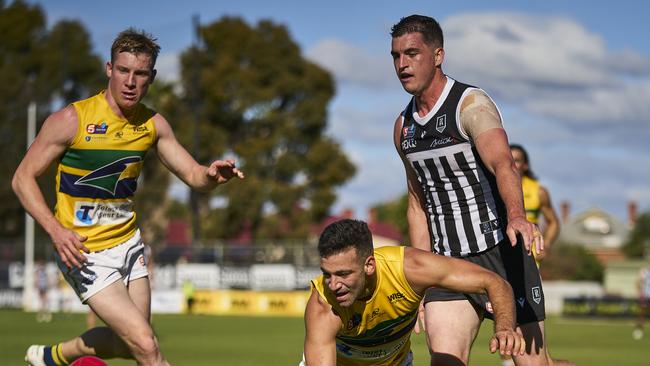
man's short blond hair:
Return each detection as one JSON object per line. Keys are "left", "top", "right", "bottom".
{"left": 111, "top": 28, "right": 160, "bottom": 69}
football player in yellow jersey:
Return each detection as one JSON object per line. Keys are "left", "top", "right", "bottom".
{"left": 13, "top": 29, "right": 243, "bottom": 366}
{"left": 303, "top": 219, "right": 525, "bottom": 366}
{"left": 510, "top": 144, "right": 560, "bottom": 266}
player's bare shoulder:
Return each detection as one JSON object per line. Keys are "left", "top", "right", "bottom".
{"left": 40, "top": 104, "right": 81, "bottom": 145}
{"left": 459, "top": 89, "right": 502, "bottom": 140}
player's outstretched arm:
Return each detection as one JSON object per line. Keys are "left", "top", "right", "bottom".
{"left": 304, "top": 288, "right": 340, "bottom": 366}
{"left": 403, "top": 247, "right": 525, "bottom": 357}
{"left": 153, "top": 114, "right": 244, "bottom": 191}
{"left": 12, "top": 106, "right": 89, "bottom": 268}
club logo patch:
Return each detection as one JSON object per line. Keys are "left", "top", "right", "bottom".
{"left": 532, "top": 286, "right": 542, "bottom": 304}
{"left": 435, "top": 114, "right": 446, "bottom": 133}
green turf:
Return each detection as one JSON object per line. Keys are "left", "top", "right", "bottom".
{"left": 3, "top": 310, "right": 647, "bottom": 365}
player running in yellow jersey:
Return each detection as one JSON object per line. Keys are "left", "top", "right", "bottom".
{"left": 302, "top": 219, "right": 525, "bottom": 366}
{"left": 13, "top": 28, "right": 244, "bottom": 366}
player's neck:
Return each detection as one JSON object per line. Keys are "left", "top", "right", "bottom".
{"left": 104, "top": 89, "right": 138, "bottom": 120}
{"left": 414, "top": 72, "right": 447, "bottom": 117}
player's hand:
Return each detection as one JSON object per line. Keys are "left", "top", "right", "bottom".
{"left": 505, "top": 216, "right": 543, "bottom": 255}
{"left": 412, "top": 300, "right": 426, "bottom": 334}
{"left": 489, "top": 328, "right": 525, "bottom": 357}
{"left": 50, "top": 225, "right": 89, "bottom": 269}
{"left": 207, "top": 159, "right": 245, "bottom": 184}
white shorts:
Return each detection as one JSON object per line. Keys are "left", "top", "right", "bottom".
{"left": 56, "top": 230, "right": 149, "bottom": 303}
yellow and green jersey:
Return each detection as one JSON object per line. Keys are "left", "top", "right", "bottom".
{"left": 311, "top": 246, "right": 422, "bottom": 366}
{"left": 522, "top": 175, "right": 542, "bottom": 265}
{"left": 54, "top": 91, "right": 156, "bottom": 252}
{"left": 522, "top": 175, "right": 541, "bottom": 224}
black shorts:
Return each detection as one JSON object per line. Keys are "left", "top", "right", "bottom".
{"left": 424, "top": 238, "right": 545, "bottom": 325}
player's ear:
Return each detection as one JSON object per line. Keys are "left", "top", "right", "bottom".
{"left": 106, "top": 61, "right": 113, "bottom": 78}
{"left": 434, "top": 47, "right": 445, "bottom": 67}
{"left": 364, "top": 256, "right": 376, "bottom": 276}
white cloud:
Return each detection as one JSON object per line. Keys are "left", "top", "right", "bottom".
{"left": 306, "top": 39, "right": 395, "bottom": 89}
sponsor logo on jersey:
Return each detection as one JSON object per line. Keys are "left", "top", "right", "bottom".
{"left": 430, "top": 136, "right": 454, "bottom": 148}
{"left": 74, "top": 156, "right": 143, "bottom": 196}
{"left": 131, "top": 125, "right": 149, "bottom": 133}
{"left": 86, "top": 122, "right": 108, "bottom": 134}
{"left": 401, "top": 139, "right": 417, "bottom": 151}
{"left": 402, "top": 124, "right": 416, "bottom": 139}
{"left": 435, "top": 114, "right": 446, "bottom": 133}
{"left": 73, "top": 201, "right": 134, "bottom": 227}
{"left": 387, "top": 292, "right": 405, "bottom": 303}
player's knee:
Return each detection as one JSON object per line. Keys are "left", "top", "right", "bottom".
{"left": 130, "top": 332, "right": 160, "bottom": 359}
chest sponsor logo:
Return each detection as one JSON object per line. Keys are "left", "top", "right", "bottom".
{"left": 131, "top": 125, "right": 149, "bottom": 133}
{"left": 74, "top": 156, "right": 143, "bottom": 196}
{"left": 387, "top": 292, "right": 405, "bottom": 303}
{"left": 86, "top": 122, "right": 108, "bottom": 134}
{"left": 401, "top": 139, "right": 417, "bottom": 151}
{"left": 430, "top": 136, "right": 454, "bottom": 148}
{"left": 73, "top": 201, "right": 134, "bottom": 227}
{"left": 435, "top": 115, "right": 446, "bottom": 133}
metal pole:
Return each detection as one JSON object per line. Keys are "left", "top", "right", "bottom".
{"left": 23, "top": 101, "right": 37, "bottom": 311}
{"left": 189, "top": 14, "right": 202, "bottom": 244}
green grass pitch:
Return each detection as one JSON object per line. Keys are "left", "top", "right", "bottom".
{"left": 2, "top": 310, "right": 647, "bottom": 365}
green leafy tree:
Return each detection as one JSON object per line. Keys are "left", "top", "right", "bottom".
{"left": 0, "top": 1, "right": 103, "bottom": 241}
{"left": 372, "top": 193, "right": 409, "bottom": 243}
{"left": 541, "top": 243, "right": 604, "bottom": 282}
{"left": 623, "top": 212, "right": 650, "bottom": 258}
{"left": 170, "top": 17, "right": 355, "bottom": 240}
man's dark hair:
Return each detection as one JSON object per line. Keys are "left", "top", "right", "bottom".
{"left": 318, "top": 219, "right": 373, "bottom": 261}
{"left": 390, "top": 14, "right": 444, "bottom": 48}
{"left": 111, "top": 28, "right": 161, "bottom": 69}
{"left": 510, "top": 144, "right": 536, "bottom": 179}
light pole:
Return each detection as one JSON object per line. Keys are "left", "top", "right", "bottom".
{"left": 23, "top": 101, "right": 37, "bottom": 311}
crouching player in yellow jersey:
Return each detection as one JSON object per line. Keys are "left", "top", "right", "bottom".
{"left": 302, "top": 219, "right": 525, "bottom": 366}
{"left": 13, "top": 28, "right": 243, "bottom": 366}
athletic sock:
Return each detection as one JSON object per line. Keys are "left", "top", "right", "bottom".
{"left": 43, "top": 344, "right": 69, "bottom": 366}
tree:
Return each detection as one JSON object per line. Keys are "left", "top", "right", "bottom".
{"left": 170, "top": 17, "right": 355, "bottom": 240}
{"left": 541, "top": 243, "right": 604, "bottom": 282}
{"left": 0, "top": 1, "right": 103, "bottom": 241}
{"left": 623, "top": 212, "right": 650, "bottom": 258}
{"left": 372, "top": 193, "right": 409, "bottom": 243}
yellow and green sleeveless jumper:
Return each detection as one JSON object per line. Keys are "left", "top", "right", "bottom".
{"left": 311, "top": 246, "right": 422, "bottom": 366}
{"left": 522, "top": 175, "right": 542, "bottom": 265}
{"left": 54, "top": 91, "right": 156, "bottom": 252}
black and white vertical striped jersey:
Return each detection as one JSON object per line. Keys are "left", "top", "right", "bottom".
{"left": 399, "top": 77, "right": 507, "bottom": 257}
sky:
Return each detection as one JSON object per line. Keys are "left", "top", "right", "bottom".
{"left": 30, "top": 0, "right": 650, "bottom": 224}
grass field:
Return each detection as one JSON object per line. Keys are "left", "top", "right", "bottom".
{"left": 2, "top": 310, "right": 646, "bottom": 365}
